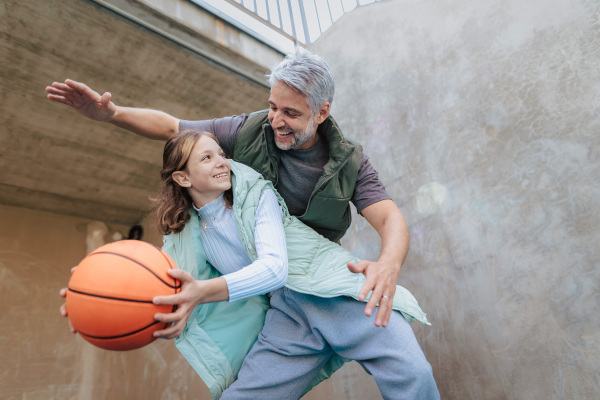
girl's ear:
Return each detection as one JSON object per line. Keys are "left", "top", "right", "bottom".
{"left": 172, "top": 171, "right": 190, "bottom": 187}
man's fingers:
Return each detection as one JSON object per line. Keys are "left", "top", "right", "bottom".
{"left": 347, "top": 260, "right": 370, "bottom": 275}
{"left": 357, "top": 271, "right": 376, "bottom": 302}
{"left": 65, "top": 79, "right": 88, "bottom": 92}
{"left": 49, "top": 82, "right": 72, "bottom": 92}
{"left": 347, "top": 261, "right": 363, "bottom": 274}
{"left": 100, "top": 92, "right": 112, "bottom": 108}
{"left": 65, "top": 79, "right": 100, "bottom": 99}
{"left": 363, "top": 291, "right": 394, "bottom": 327}
{"left": 46, "top": 83, "right": 80, "bottom": 105}
{"left": 45, "top": 85, "right": 68, "bottom": 96}
{"left": 46, "top": 94, "right": 72, "bottom": 106}
{"left": 50, "top": 82, "right": 83, "bottom": 98}
{"left": 359, "top": 269, "right": 379, "bottom": 314}
{"left": 374, "top": 294, "right": 393, "bottom": 327}
{"left": 372, "top": 282, "right": 396, "bottom": 327}
{"left": 363, "top": 289, "right": 381, "bottom": 318}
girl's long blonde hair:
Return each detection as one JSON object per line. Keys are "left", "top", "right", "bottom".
{"left": 152, "top": 130, "right": 233, "bottom": 235}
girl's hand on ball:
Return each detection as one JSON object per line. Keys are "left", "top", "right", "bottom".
{"left": 153, "top": 269, "right": 229, "bottom": 340}
{"left": 152, "top": 269, "right": 201, "bottom": 340}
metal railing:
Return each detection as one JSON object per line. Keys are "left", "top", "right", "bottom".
{"left": 191, "top": 0, "right": 381, "bottom": 53}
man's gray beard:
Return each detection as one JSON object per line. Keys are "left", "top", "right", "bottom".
{"left": 273, "top": 118, "right": 317, "bottom": 151}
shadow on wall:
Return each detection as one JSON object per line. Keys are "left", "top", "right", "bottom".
{"left": 316, "top": 0, "right": 600, "bottom": 399}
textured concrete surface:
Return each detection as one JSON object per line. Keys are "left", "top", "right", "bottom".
{"left": 2, "top": 0, "right": 599, "bottom": 398}
{"left": 0, "top": 0, "right": 275, "bottom": 226}
{"left": 313, "top": 0, "right": 600, "bottom": 398}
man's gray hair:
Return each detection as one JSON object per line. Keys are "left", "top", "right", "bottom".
{"left": 266, "top": 50, "right": 335, "bottom": 115}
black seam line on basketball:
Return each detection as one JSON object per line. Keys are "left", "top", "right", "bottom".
{"left": 77, "top": 320, "right": 163, "bottom": 340}
{"left": 68, "top": 287, "right": 154, "bottom": 304}
{"left": 150, "top": 243, "right": 175, "bottom": 270}
{"left": 150, "top": 244, "right": 182, "bottom": 291}
{"left": 88, "top": 251, "right": 181, "bottom": 289}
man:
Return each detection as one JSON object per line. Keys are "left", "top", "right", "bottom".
{"left": 50, "top": 50, "right": 439, "bottom": 399}
{"left": 48, "top": 51, "right": 409, "bottom": 329}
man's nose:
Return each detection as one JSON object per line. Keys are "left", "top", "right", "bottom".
{"left": 270, "top": 111, "right": 285, "bottom": 129}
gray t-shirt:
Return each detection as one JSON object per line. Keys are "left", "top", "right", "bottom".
{"left": 180, "top": 115, "right": 391, "bottom": 216}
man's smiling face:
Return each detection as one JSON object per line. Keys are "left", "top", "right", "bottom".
{"left": 268, "top": 81, "right": 325, "bottom": 151}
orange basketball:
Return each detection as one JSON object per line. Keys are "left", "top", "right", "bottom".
{"left": 66, "top": 240, "right": 181, "bottom": 351}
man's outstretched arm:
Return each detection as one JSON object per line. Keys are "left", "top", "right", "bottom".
{"left": 347, "top": 199, "right": 410, "bottom": 327}
{"left": 46, "top": 79, "right": 179, "bottom": 140}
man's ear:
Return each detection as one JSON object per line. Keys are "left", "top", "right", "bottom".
{"left": 316, "top": 102, "right": 330, "bottom": 124}
{"left": 172, "top": 171, "right": 190, "bottom": 187}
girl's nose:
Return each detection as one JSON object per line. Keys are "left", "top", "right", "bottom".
{"left": 215, "top": 157, "right": 229, "bottom": 169}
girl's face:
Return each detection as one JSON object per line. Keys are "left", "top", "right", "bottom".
{"left": 174, "top": 135, "right": 231, "bottom": 207}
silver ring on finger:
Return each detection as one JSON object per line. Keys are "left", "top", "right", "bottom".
{"left": 382, "top": 295, "right": 390, "bottom": 301}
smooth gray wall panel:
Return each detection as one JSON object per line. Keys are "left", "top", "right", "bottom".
{"left": 313, "top": 0, "right": 599, "bottom": 398}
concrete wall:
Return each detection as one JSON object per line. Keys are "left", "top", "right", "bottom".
{"left": 3, "top": 0, "right": 599, "bottom": 398}
{"left": 313, "top": 0, "right": 600, "bottom": 399}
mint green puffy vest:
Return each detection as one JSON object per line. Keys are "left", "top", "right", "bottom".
{"left": 233, "top": 110, "right": 363, "bottom": 243}
{"left": 164, "top": 161, "right": 430, "bottom": 400}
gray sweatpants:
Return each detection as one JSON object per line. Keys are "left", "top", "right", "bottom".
{"left": 221, "top": 287, "right": 440, "bottom": 400}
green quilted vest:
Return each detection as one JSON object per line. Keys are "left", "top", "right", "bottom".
{"left": 233, "top": 110, "right": 363, "bottom": 242}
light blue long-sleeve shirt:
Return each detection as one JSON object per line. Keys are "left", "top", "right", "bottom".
{"left": 193, "top": 190, "right": 288, "bottom": 302}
